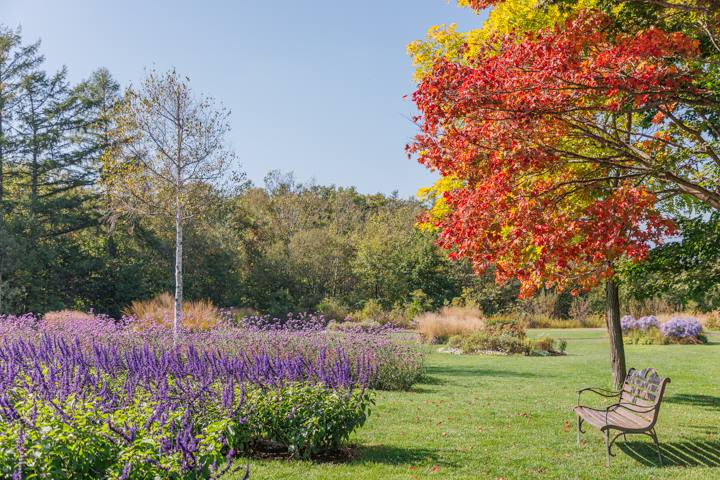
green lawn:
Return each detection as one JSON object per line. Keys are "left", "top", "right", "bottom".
{"left": 228, "top": 329, "right": 720, "bottom": 479}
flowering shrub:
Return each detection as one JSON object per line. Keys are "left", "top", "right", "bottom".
{"left": 660, "top": 317, "right": 704, "bottom": 340}
{"left": 621, "top": 315, "right": 706, "bottom": 344}
{"left": 621, "top": 315, "right": 659, "bottom": 332}
{"left": 0, "top": 334, "right": 373, "bottom": 478}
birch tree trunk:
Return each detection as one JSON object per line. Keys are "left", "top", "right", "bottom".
{"left": 173, "top": 202, "right": 183, "bottom": 345}
{"left": 174, "top": 200, "right": 183, "bottom": 345}
{"left": 605, "top": 278, "right": 627, "bottom": 390}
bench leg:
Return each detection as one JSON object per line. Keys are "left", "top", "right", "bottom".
{"left": 576, "top": 416, "right": 583, "bottom": 446}
{"left": 649, "top": 429, "right": 663, "bottom": 466}
{"left": 604, "top": 429, "right": 611, "bottom": 467}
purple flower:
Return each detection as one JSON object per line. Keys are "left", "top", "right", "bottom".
{"left": 621, "top": 315, "right": 659, "bottom": 332}
{"left": 660, "top": 317, "right": 703, "bottom": 338}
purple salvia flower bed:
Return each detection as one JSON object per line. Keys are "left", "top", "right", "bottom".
{"left": 0, "top": 332, "right": 376, "bottom": 476}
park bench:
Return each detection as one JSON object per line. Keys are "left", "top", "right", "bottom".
{"left": 574, "top": 367, "right": 671, "bottom": 467}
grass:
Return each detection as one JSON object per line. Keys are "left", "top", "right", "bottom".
{"left": 226, "top": 329, "right": 720, "bottom": 479}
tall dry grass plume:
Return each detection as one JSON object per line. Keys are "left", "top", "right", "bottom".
{"left": 416, "top": 306, "right": 485, "bottom": 343}
{"left": 43, "top": 310, "right": 96, "bottom": 324}
{"left": 125, "top": 293, "right": 221, "bottom": 331}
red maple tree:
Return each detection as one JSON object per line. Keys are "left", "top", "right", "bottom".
{"left": 409, "top": 10, "right": 700, "bottom": 386}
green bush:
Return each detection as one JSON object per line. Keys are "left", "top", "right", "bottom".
{"left": 624, "top": 327, "right": 666, "bottom": 345}
{"left": 0, "top": 384, "right": 372, "bottom": 478}
{"left": 484, "top": 318, "right": 527, "bottom": 339}
{"left": 449, "top": 332, "right": 530, "bottom": 355}
{"left": 246, "top": 384, "right": 373, "bottom": 458}
{"left": 317, "top": 296, "right": 351, "bottom": 321}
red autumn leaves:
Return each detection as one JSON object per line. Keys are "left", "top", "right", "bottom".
{"left": 408, "top": 11, "right": 696, "bottom": 296}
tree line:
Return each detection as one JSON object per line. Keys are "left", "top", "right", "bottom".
{"left": 0, "top": 26, "right": 521, "bottom": 318}
{"left": 1, "top": 21, "right": 716, "bottom": 327}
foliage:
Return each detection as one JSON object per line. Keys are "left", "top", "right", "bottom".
{"left": 408, "top": 9, "right": 691, "bottom": 297}
{"left": 245, "top": 384, "right": 373, "bottom": 459}
{"left": 620, "top": 214, "right": 720, "bottom": 311}
{"left": 0, "top": 328, "right": 374, "bottom": 478}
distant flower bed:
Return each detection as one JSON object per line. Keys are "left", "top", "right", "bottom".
{"left": 621, "top": 315, "right": 707, "bottom": 345}
{"left": 0, "top": 313, "right": 424, "bottom": 391}
{"left": 0, "top": 311, "right": 425, "bottom": 478}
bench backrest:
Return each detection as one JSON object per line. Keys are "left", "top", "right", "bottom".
{"left": 619, "top": 368, "right": 670, "bottom": 424}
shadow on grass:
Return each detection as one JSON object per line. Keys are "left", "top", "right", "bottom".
{"left": 618, "top": 440, "right": 720, "bottom": 467}
{"left": 425, "top": 365, "right": 541, "bottom": 379}
{"left": 247, "top": 443, "right": 452, "bottom": 467}
{"left": 419, "top": 374, "right": 447, "bottom": 386}
{"left": 665, "top": 393, "right": 720, "bottom": 411}
{"left": 357, "top": 444, "right": 453, "bottom": 467}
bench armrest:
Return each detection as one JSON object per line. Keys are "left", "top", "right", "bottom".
{"left": 577, "top": 387, "right": 621, "bottom": 406}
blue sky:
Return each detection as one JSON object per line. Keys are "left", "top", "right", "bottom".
{"left": 2, "top": 0, "right": 486, "bottom": 197}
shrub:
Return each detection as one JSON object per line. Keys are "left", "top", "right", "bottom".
{"left": 660, "top": 317, "right": 704, "bottom": 341}
{"left": 569, "top": 297, "right": 592, "bottom": 323}
{"left": 484, "top": 317, "right": 526, "bottom": 339}
{"left": 354, "top": 299, "right": 385, "bottom": 322}
{"left": 624, "top": 327, "right": 665, "bottom": 345}
{"left": 621, "top": 315, "right": 659, "bottom": 332}
{"left": 316, "top": 296, "right": 351, "bottom": 321}
{"left": 327, "top": 319, "right": 383, "bottom": 333}
{"left": 529, "top": 336, "right": 555, "bottom": 353}
{"left": 415, "top": 306, "right": 485, "bottom": 343}
{"left": 247, "top": 384, "right": 372, "bottom": 458}
{"left": 124, "top": 292, "right": 222, "bottom": 330}
{"left": 0, "top": 333, "right": 374, "bottom": 478}
{"left": 448, "top": 332, "right": 530, "bottom": 355}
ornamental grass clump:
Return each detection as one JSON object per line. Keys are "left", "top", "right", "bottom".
{"left": 416, "top": 306, "right": 485, "bottom": 344}
{"left": 0, "top": 334, "right": 373, "bottom": 479}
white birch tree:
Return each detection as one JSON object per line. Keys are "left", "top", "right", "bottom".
{"left": 105, "top": 69, "right": 234, "bottom": 343}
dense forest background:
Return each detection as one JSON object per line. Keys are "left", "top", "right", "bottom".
{"left": 1, "top": 26, "right": 718, "bottom": 319}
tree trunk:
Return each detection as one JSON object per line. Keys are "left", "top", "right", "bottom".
{"left": 605, "top": 278, "right": 627, "bottom": 389}
{"left": 0, "top": 108, "right": 4, "bottom": 213}
{"left": 173, "top": 203, "right": 183, "bottom": 345}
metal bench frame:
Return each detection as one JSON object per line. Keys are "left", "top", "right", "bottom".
{"left": 574, "top": 368, "right": 671, "bottom": 467}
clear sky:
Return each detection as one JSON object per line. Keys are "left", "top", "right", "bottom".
{"left": 1, "top": 0, "right": 486, "bottom": 197}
